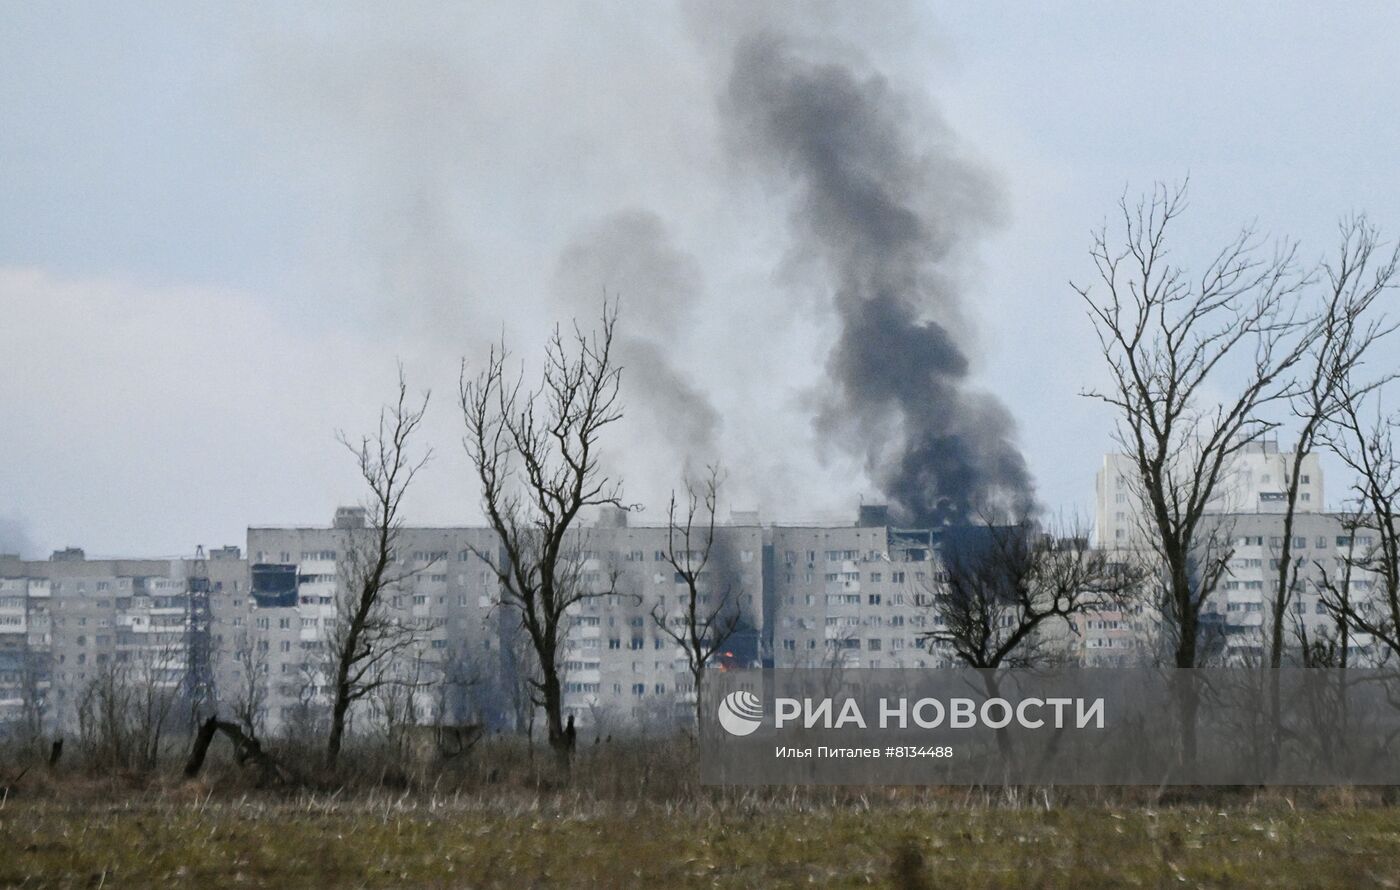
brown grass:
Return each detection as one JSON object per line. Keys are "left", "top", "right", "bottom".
{"left": 3, "top": 737, "right": 1400, "bottom": 888}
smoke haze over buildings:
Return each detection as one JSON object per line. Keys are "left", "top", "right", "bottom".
{"left": 552, "top": 210, "right": 722, "bottom": 493}
{"left": 0, "top": 516, "right": 33, "bottom": 558}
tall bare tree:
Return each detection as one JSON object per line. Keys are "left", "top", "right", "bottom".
{"left": 1080, "top": 183, "right": 1315, "bottom": 668}
{"left": 1314, "top": 389, "right": 1400, "bottom": 662}
{"left": 73, "top": 637, "right": 184, "bottom": 771}
{"left": 1269, "top": 218, "right": 1398, "bottom": 670}
{"left": 649, "top": 465, "right": 743, "bottom": 733}
{"left": 460, "top": 303, "right": 625, "bottom": 760}
{"left": 1078, "top": 183, "right": 1315, "bottom": 759}
{"left": 325, "top": 368, "right": 432, "bottom": 768}
{"left": 432, "top": 641, "right": 481, "bottom": 726}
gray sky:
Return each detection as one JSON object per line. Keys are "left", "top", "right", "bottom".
{"left": 4, "top": 2, "right": 1400, "bottom": 556}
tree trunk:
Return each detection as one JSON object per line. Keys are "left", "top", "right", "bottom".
{"left": 1173, "top": 563, "right": 1199, "bottom": 766}
{"left": 693, "top": 666, "right": 705, "bottom": 738}
{"left": 182, "top": 717, "right": 298, "bottom": 785}
{"left": 326, "top": 685, "right": 351, "bottom": 768}
{"left": 1173, "top": 669, "right": 1199, "bottom": 768}
{"left": 184, "top": 716, "right": 220, "bottom": 778}
{"left": 981, "top": 671, "right": 1014, "bottom": 763}
{"left": 326, "top": 632, "right": 357, "bottom": 768}
{"left": 541, "top": 671, "right": 569, "bottom": 764}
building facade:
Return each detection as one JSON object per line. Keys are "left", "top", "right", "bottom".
{"left": 0, "top": 546, "right": 245, "bottom": 741}
{"left": 3, "top": 464, "right": 1393, "bottom": 742}
{"left": 1095, "top": 439, "right": 1325, "bottom": 548}
{"left": 1091, "top": 442, "right": 1388, "bottom": 665}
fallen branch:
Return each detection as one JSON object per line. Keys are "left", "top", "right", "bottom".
{"left": 1, "top": 766, "right": 29, "bottom": 798}
{"left": 183, "top": 716, "right": 301, "bottom": 785}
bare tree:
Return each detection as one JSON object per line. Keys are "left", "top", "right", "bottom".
{"left": 289, "top": 656, "right": 328, "bottom": 742}
{"left": 432, "top": 641, "right": 481, "bottom": 726}
{"left": 17, "top": 645, "right": 50, "bottom": 752}
{"left": 921, "top": 518, "right": 1139, "bottom": 672}
{"left": 500, "top": 620, "right": 541, "bottom": 743}
{"left": 1078, "top": 183, "right": 1315, "bottom": 759}
{"left": 74, "top": 637, "right": 184, "bottom": 771}
{"left": 1314, "top": 389, "right": 1400, "bottom": 662}
{"left": 649, "top": 465, "right": 743, "bottom": 733}
{"left": 1301, "top": 510, "right": 1365, "bottom": 668}
{"left": 1269, "top": 218, "right": 1398, "bottom": 670}
{"left": 815, "top": 623, "right": 861, "bottom": 699}
{"left": 460, "top": 303, "right": 626, "bottom": 761}
{"left": 372, "top": 643, "right": 428, "bottom": 735}
{"left": 325, "top": 367, "right": 433, "bottom": 768}
{"left": 1253, "top": 219, "right": 1399, "bottom": 773}
{"left": 228, "top": 630, "right": 269, "bottom": 740}
{"left": 131, "top": 638, "right": 187, "bottom": 769}
{"left": 75, "top": 659, "right": 135, "bottom": 769}
{"left": 920, "top": 517, "right": 1139, "bottom": 759}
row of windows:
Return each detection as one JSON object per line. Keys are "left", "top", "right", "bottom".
{"left": 1236, "top": 535, "right": 1376, "bottom": 549}
{"left": 604, "top": 549, "right": 756, "bottom": 564}
{"left": 564, "top": 681, "right": 671, "bottom": 696}
{"left": 780, "top": 637, "right": 916, "bottom": 651}
{"left": 782, "top": 570, "right": 921, "bottom": 586}
{"left": 257, "top": 548, "right": 475, "bottom": 564}
{"left": 782, "top": 549, "right": 888, "bottom": 565}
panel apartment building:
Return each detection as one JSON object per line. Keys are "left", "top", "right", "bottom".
{"left": 243, "top": 517, "right": 505, "bottom": 734}
{"left": 1093, "top": 440, "right": 1384, "bottom": 664}
{"left": 22, "top": 464, "right": 1373, "bottom": 741}
{"left": 0, "top": 545, "right": 246, "bottom": 737}
{"left": 242, "top": 513, "right": 1015, "bottom": 735}
{"left": 2, "top": 506, "right": 1038, "bottom": 739}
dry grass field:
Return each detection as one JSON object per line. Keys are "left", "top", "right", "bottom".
{"left": 6, "top": 789, "right": 1400, "bottom": 887}
{"left": 3, "top": 740, "right": 1400, "bottom": 888}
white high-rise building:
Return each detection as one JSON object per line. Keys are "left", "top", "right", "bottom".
{"left": 1089, "top": 441, "right": 1389, "bottom": 665}
{"left": 1095, "top": 439, "right": 1324, "bottom": 549}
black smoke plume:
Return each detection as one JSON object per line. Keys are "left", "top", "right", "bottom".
{"left": 722, "top": 33, "right": 1035, "bottom": 526}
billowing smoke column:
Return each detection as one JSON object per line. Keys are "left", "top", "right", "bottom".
{"left": 553, "top": 210, "right": 722, "bottom": 490}
{"left": 722, "top": 33, "right": 1036, "bottom": 526}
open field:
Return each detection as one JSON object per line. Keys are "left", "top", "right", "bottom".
{"left": 4, "top": 788, "right": 1400, "bottom": 889}
{"left": 4, "top": 740, "right": 1400, "bottom": 887}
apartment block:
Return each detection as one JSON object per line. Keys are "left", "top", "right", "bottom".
{"left": 767, "top": 524, "right": 961, "bottom": 671}
{"left": 4, "top": 457, "right": 1392, "bottom": 741}
{"left": 547, "top": 520, "right": 765, "bottom": 731}
{"left": 0, "top": 546, "right": 246, "bottom": 739}
{"left": 1095, "top": 439, "right": 1324, "bottom": 548}
{"left": 1089, "top": 442, "right": 1389, "bottom": 665}
{"left": 243, "top": 519, "right": 505, "bottom": 734}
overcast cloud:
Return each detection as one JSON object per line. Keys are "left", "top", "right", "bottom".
{"left": 3, "top": 2, "right": 1400, "bottom": 556}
